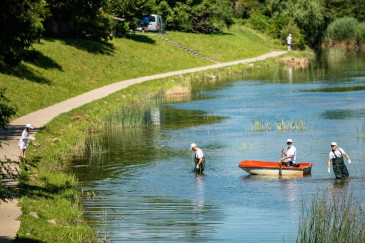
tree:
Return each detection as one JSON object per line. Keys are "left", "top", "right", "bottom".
{"left": 44, "top": 0, "right": 112, "bottom": 41}
{"left": 0, "top": 0, "right": 46, "bottom": 66}
{"left": 104, "top": 0, "right": 154, "bottom": 36}
{"left": 294, "top": 0, "right": 327, "bottom": 50}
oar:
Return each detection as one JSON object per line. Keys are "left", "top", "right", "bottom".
{"left": 279, "top": 151, "right": 283, "bottom": 178}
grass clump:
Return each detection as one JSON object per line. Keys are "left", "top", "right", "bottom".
{"left": 251, "top": 118, "right": 306, "bottom": 132}
{"left": 297, "top": 192, "right": 365, "bottom": 243}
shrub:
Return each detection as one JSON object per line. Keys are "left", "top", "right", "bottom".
{"left": 247, "top": 11, "right": 270, "bottom": 32}
{"left": 355, "top": 22, "right": 365, "bottom": 44}
{"left": 326, "top": 17, "right": 359, "bottom": 42}
{"left": 280, "top": 22, "right": 306, "bottom": 49}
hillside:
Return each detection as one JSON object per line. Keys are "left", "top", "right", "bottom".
{"left": 0, "top": 25, "right": 282, "bottom": 118}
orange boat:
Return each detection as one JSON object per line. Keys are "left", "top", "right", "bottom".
{"left": 238, "top": 160, "right": 312, "bottom": 176}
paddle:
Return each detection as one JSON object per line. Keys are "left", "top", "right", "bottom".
{"left": 279, "top": 151, "right": 283, "bottom": 178}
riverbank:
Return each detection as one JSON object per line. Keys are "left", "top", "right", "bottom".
{"left": 1, "top": 50, "right": 317, "bottom": 241}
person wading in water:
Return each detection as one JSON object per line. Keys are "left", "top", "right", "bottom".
{"left": 328, "top": 142, "right": 352, "bottom": 179}
{"left": 190, "top": 143, "right": 205, "bottom": 173}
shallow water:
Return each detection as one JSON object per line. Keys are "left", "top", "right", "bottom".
{"left": 71, "top": 50, "right": 365, "bottom": 242}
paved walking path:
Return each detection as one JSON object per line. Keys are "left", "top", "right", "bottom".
{"left": 0, "top": 51, "right": 286, "bottom": 241}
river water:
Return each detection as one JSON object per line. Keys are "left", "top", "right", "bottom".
{"left": 70, "top": 50, "right": 365, "bottom": 242}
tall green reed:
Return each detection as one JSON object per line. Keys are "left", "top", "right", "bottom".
{"left": 297, "top": 192, "right": 365, "bottom": 242}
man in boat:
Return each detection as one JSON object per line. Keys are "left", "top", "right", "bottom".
{"left": 328, "top": 142, "right": 352, "bottom": 179}
{"left": 190, "top": 143, "right": 205, "bottom": 173}
{"left": 279, "top": 139, "right": 299, "bottom": 167}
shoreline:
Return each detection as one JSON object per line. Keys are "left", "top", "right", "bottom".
{"left": 0, "top": 51, "right": 286, "bottom": 241}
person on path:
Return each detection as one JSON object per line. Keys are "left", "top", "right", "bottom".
{"left": 287, "top": 34, "right": 292, "bottom": 51}
{"left": 190, "top": 143, "right": 205, "bottom": 173}
{"left": 18, "top": 123, "right": 34, "bottom": 160}
{"left": 279, "top": 139, "right": 298, "bottom": 167}
{"left": 328, "top": 142, "right": 351, "bottom": 179}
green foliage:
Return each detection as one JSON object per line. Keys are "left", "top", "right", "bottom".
{"left": 0, "top": 89, "right": 17, "bottom": 131}
{"left": 355, "top": 22, "right": 365, "bottom": 43}
{"left": 247, "top": 11, "right": 271, "bottom": 33}
{"left": 325, "top": 17, "right": 358, "bottom": 42}
{"left": 294, "top": 0, "right": 326, "bottom": 50}
{"left": 44, "top": 0, "right": 112, "bottom": 41}
{"left": 298, "top": 192, "right": 365, "bottom": 242}
{"left": 234, "top": 0, "right": 261, "bottom": 18}
{"left": 280, "top": 22, "right": 306, "bottom": 49}
{"left": 0, "top": 0, "right": 46, "bottom": 65}
{"left": 105, "top": 0, "right": 154, "bottom": 36}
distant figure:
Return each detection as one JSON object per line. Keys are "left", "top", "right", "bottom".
{"left": 18, "top": 123, "right": 34, "bottom": 161}
{"left": 287, "top": 34, "right": 292, "bottom": 51}
{"left": 328, "top": 142, "right": 351, "bottom": 179}
{"left": 190, "top": 143, "right": 205, "bottom": 173}
{"left": 279, "top": 139, "right": 298, "bottom": 167}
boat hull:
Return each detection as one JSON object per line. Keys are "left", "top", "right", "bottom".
{"left": 238, "top": 160, "right": 312, "bottom": 176}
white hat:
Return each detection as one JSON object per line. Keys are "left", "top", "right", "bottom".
{"left": 287, "top": 139, "right": 293, "bottom": 143}
{"left": 25, "top": 124, "right": 33, "bottom": 129}
{"left": 190, "top": 143, "right": 197, "bottom": 150}
{"left": 331, "top": 142, "right": 337, "bottom": 146}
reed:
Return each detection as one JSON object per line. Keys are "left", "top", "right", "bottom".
{"left": 356, "top": 121, "right": 365, "bottom": 138}
{"left": 297, "top": 192, "right": 365, "bottom": 242}
{"left": 251, "top": 119, "right": 306, "bottom": 131}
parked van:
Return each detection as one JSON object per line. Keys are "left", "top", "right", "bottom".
{"left": 146, "top": 14, "right": 165, "bottom": 33}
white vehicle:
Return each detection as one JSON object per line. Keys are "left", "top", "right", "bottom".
{"left": 146, "top": 14, "right": 165, "bottom": 32}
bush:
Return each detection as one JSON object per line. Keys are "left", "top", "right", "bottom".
{"left": 280, "top": 22, "right": 306, "bottom": 50}
{"left": 355, "top": 22, "right": 365, "bottom": 44}
{"left": 247, "top": 11, "right": 270, "bottom": 33}
{"left": 326, "top": 17, "right": 359, "bottom": 42}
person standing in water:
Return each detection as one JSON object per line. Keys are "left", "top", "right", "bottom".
{"left": 190, "top": 143, "right": 205, "bottom": 173}
{"left": 328, "top": 142, "right": 351, "bottom": 179}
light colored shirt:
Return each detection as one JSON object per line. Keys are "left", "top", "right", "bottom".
{"left": 329, "top": 148, "right": 345, "bottom": 160}
{"left": 286, "top": 145, "right": 296, "bottom": 163}
{"left": 195, "top": 148, "right": 204, "bottom": 159}
{"left": 287, "top": 36, "right": 292, "bottom": 45}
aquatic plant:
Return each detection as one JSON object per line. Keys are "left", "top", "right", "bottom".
{"left": 251, "top": 119, "right": 306, "bottom": 131}
{"left": 356, "top": 121, "right": 365, "bottom": 139}
{"left": 297, "top": 192, "right": 365, "bottom": 242}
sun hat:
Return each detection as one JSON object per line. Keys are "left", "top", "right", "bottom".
{"left": 287, "top": 139, "right": 293, "bottom": 143}
{"left": 25, "top": 124, "right": 33, "bottom": 129}
{"left": 331, "top": 142, "right": 337, "bottom": 146}
{"left": 190, "top": 143, "right": 197, "bottom": 150}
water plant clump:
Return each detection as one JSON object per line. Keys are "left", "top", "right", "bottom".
{"left": 297, "top": 192, "right": 365, "bottom": 243}
{"left": 355, "top": 121, "right": 365, "bottom": 138}
{"left": 251, "top": 118, "right": 306, "bottom": 131}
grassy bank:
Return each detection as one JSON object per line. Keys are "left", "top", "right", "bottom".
{"left": 0, "top": 25, "right": 282, "bottom": 118}
{"left": 17, "top": 53, "right": 307, "bottom": 241}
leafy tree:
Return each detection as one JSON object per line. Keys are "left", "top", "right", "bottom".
{"left": 0, "top": 0, "right": 46, "bottom": 66}
{"left": 44, "top": 0, "right": 112, "bottom": 41}
{"left": 104, "top": 0, "right": 154, "bottom": 36}
{"left": 294, "top": 0, "right": 327, "bottom": 50}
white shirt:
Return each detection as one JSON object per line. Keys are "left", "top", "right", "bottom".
{"left": 287, "top": 36, "right": 292, "bottom": 44}
{"left": 286, "top": 145, "right": 296, "bottom": 163}
{"left": 195, "top": 148, "right": 204, "bottom": 159}
{"left": 329, "top": 148, "right": 345, "bottom": 160}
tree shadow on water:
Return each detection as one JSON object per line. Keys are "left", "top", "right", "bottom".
{"left": 60, "top": 38, "right": 115, "bottom": 55}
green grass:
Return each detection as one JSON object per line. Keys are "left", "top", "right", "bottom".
{"left": 165, "top": 25, "right": 282, "bottom": 62}
{"left": 0, "top": 26, "right": 283, "bottom": 118}
{"left": 298, "top": 192, "right": 365, "bottom": 242}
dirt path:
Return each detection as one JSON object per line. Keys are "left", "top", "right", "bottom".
{"left": 0, "top": 51, "right": 286, "bottom": 241}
